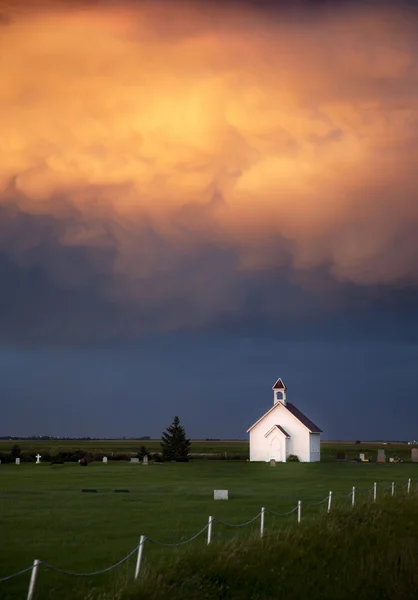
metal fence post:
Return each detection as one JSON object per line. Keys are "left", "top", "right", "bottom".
{"left": 207, "top": 516, "right": 213, "bottom": 545}
{"left": 352, "top": 486, "right": 355, "bottom": 507}
{"left": 27, "top": 560, "right": 40, "bottom": 600}
{"left": 373, "top": 482, "right": 377, "bottom": 503}
{"left": 260, "top": 507, "right": 265, "bottom": 538}
{"left": 297, "top": 501, "right": 302, "bottom": 523}
{"left": 134, "top": 536, "right": 146, "bottom": 580}
{"left": 327, "top": 491, "right": 332, "bottom": 513}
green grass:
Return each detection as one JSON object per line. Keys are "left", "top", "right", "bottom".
{"left": 1, "top": 461, "right": 418, "bottom": 599}
{"left": 124, "top": 497, "right": 418, "bottom": 600}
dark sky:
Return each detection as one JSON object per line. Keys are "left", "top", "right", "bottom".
{"left": 1, "top": 0, "right": 418, "bottom": 440}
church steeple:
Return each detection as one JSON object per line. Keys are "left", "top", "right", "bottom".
{"left": 272, "top": 377, "right": 287, "bottom": 406}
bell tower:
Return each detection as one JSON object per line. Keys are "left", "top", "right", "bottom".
{"left": 272, "top": 377, "right": 287, "bottom": 406}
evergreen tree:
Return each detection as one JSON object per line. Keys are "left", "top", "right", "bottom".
{"left": 161, "top": 416, "right": 191, "bottom": 461}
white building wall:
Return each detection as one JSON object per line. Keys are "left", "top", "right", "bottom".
{"left": 249, "top": 403, "right": 312, "bottom": 462}
{"left": 309, "top": 433, "right": 321, "bottom": 462}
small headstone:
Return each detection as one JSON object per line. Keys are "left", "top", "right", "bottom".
{"left": 377, "top": 449, "right": 386, "bottom": 463}
{"left": 214, "top": 489, "right": 228, "bottom": 500}
{"left": 359, "top": 453, "right": 365, "bottom": 461}
{"left": 270, "top": 459, "right": 276, "bottom": 467}
{"left": 130, "top": 457, "right": 140, "bottom": 463}
{"left": 15, "top": 458, "right": 20, "bottom": 465}
{"left": 389, "top": 457, "right": 394, "bottom": 463}
{"left": 36, "top": 454, "right": 41, "bottom": 464}
{"left": 143, "top": 455, "right": 148, "bottom": 466}
{"left": 411, "top": 448, "right": 418, "bottom": 462}
{"left": 102, "top": 457, "right": 108, "bottom": 464}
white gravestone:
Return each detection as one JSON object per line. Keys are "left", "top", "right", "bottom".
{"left": 36, "top": 454, "right": 41, "bottom": 464}
{"left": 143, "top": 455, "right": 148, "bottom": 466}
{"left": 214, "top": 489, "right": 228, "bottom": 500}
{"left": 103, "top": 457, "right": 108, "bottom": 464}
{"left": 359, "top": 453, "right": 365, "bottom": 461}
{"left": 15, "top": 458, "right": 20, "bottom": 465}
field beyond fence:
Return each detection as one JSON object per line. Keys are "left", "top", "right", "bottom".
{"left": 0, "top": 439, "right": 416, "bottom": 463}
{"left": 1, "top": 461, "right": 418, "bottom": 599}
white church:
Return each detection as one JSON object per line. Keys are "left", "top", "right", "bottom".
{"left": 247, "top": 378, "right": 322, "bottom": 462}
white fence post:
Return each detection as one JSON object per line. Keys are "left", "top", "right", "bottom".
{"left": 134, "top": 536, "right": 146, "bottom": 580}
{"left": 260, "top": 507, "right": 265, "bottom": 538}
{"left": 207, "top": 516, "right": 213, "bottom": 545}
{"left": 297, "top": 501, "right": 302, "bottom": 523}
{"left": 391, "top": 481, "right": 395, "bottom": 497}
{"left": 407, "top": 478, "right": 411, "bottom": 495}
{"left": 27, "top": 559, "right": 40, "bottom": 600}
{"left": 352, "top": 486, "right": 355, "bottom": 507}
{"left": 373, "top": 482, "right": 377, "bottom": 503}
{"left": 327, "top": 491, "right": 332, "bottom": 513}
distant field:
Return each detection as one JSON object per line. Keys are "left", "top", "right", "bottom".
{"left": 1, "top": 461, "right": 417, "bottom": 599}
{"left": 0, "top": 439, "right": 416, "bottom": 462}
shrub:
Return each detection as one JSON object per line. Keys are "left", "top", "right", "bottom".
{"left": 287, "top": 454, "right": 300, "bottom": 462}
{"left": 10, "top": 444, "right": 21, "bottom": 459}
{"left": 137, "top": 445, "right": 149, "bottom": 460}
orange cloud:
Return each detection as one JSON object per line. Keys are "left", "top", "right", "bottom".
{"left": 1, "top": 0, "right": 418, "bottom": 297}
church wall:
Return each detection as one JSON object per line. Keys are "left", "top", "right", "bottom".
{"left": 309, "top": 432, "right": 321, "bottom": 462}
{"left": 249, "top": 403, "right": 312, "bottom": 462}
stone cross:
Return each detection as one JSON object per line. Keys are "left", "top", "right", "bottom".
{"left": 36, "top": 454, "right": 41, "bottom": 464}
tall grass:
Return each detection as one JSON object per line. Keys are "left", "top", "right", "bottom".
{"left": 122, "top": 497, "right": 418, "bottom": 600}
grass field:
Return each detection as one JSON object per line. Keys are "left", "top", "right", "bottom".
{"left": 1, "top": 460, "right": 417, "bottom": 599}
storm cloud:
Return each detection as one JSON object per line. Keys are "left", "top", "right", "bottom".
{"left": 1, "top": 0, "right": 418, "bottom": 343}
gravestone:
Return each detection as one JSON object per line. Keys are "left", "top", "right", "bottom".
{"left": 270, "top": 459, "right": 276, "bottom": 467}
{"left": 359, "top": 453, "right": 365, "bottom": 461}
{"left": 36, "top": 454, "right": 41, "bottom": 464}
{"left": 130, "top": 457, "right": 139, "bottom": 463}
{"left": 377, "top": 449, "right": 386, "bottom": 463}
{"left": 15, "top": 458, "right": 20, "bottom": 465}
{"left": 411, "top": 448, "right": 418, "bottom": 462}
{"left": 389, "top": 457, "right": 394, "bottom": 463}
{"left": 143, "top": 455, "right": 148, "bottom": 466}
{"left": 214, "top": 489, "right": 228, "bottom": 500}
{"left": 103, "top": 457, "right": 108, "bottom": 464}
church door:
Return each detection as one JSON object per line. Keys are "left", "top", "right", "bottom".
{"left": 269, "top": 436, "right": 282, "bottom": 462}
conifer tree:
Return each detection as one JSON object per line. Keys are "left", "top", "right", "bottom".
{"left": 161, "top": 416, "right": 191, "bottom": 461}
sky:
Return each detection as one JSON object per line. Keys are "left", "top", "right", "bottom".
{"left": 1, "top": 0, "right": 418, "bottom": 440}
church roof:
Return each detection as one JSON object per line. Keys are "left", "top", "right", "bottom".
{"left": 286, "top": 403, "right": 322, "bottom": 433}
{"left": 272, "top": 378, "right": 286, "bottom": 390}
{"left": 264, "top": 424, "right": 291, "bottom": 439}
{"left": 247, "top": 401, "right": 322, "bottom": 433}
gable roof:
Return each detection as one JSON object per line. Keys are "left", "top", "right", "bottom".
{"left": 286, "top": 403, "right": 322, "bottom": 433}
{"left": 247, "top": 401, "right": 322, "bottom": 433}
{"left": 264, "top": 424, "right": 290, "bottom": 439}
{"left": 272, "top": 378, "right": 286, "bottom": 390}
